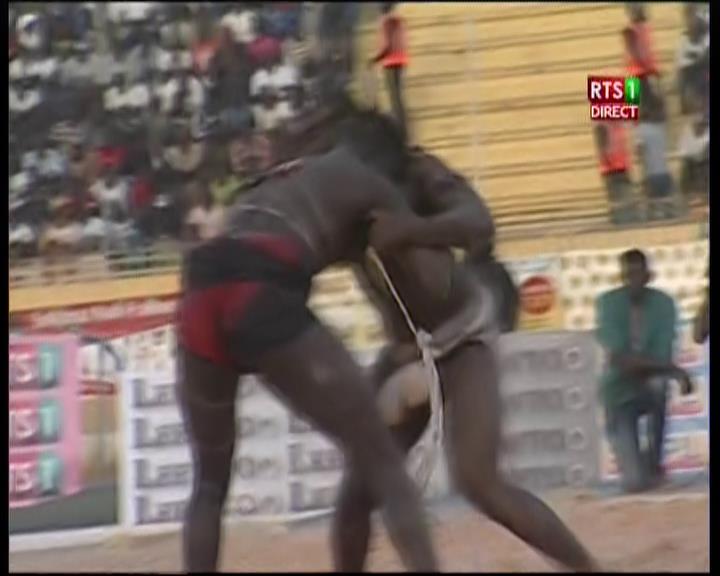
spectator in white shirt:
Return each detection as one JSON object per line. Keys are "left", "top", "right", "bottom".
{"left": 9, "top": 82, "right": 42, "bottom": 115}
{"left": 678, "top": 107, "right": 709, "bottom": 200}
{"left": 272, "top": 61, "right": 301, "bottom": 121}
{"left": 163, "top": 128, "right": 205, "bottom": 176}
{"left": 9, "top": 221, "right": 37, "bottom": 260}
{"left": 35, "top": 146, "right": 68, "bottom": 180}
{"left": 107, "top": 2, "right": 157, "bottom": 25}
{"left": 17, "top": 13, "right": 45, "bottom": 52}
{"left": 155, "top": 48, "right": 193, "bottom": 74}
{"left": 9, "top": 171, "right": 31, "bottom": 197}
{"left": 184, "top": 182, "right": 226, "bottom": 242}
{"left": 90, "top": 166, "right": 129, "bottom": 215}
{"left": 156, "top": 70, "right": 205, "bottom": 117}
{"left": 105, "top": 202, "right": 138, "bottom": 253}
{"left": 104, "top": 73, "right": 151, "bottom": 115}
{"left": 80, "top": 203, "right": 106, "bottom": 252}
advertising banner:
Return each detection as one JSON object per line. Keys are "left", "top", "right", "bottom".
{"left": 123, "top": 374, "right": 290, "bottom": 528}
{"left": 497, "top": 331, "right": 600, "bottom": 492}
{"left": 9, "top": 297, "right": 178, "bottom": 534}
{"left": 507, "top": 256, "right": 564, "bottom": 332}
{"left": 9, "top": 335, "right": 86, "bottom": 533}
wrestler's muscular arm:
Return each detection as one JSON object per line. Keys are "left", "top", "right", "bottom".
{"left": 371, "top": 150, "right": 495, "bottom": 255}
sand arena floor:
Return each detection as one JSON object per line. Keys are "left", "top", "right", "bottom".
{"left": 9, "top": 491, "right": 709, "bottom": 573}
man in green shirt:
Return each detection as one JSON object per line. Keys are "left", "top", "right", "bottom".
{"left": 596, "top": 249, "right": 693, "bottom": 493}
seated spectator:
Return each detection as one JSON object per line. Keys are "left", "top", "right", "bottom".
{"left": 105, "top": 202, "right": 139, "bottom": 254}
{"left": 104, "top": 72, "right": 128, "bottom": 113}
{"left": 9, "top": 220, "right": 37, "bottom": 260}
{"left": 247, "top": 29, "right": 282, "bottom": 70}
{"left": 40, "top": 199, "right": 83, "bottom": 257}
{"left": 90, "top": 165, "right": 129, "bottom": 215}
{"left": 61, "top": 44, "right": 100, "bottom": 88}
{"left": 80, "top": 203, "right": 106, "bottom": 252}
{"left": 155, "top": 47, "right": 193, "bottom": 74}
{"left": 34, "top": 144, "right": 68, "bottom": 182}
{"left": 9, "top": 169, "right": 32, "bottom": 199}
{"left": 595, "top": 249, "right": 691, "bottom": 494}
{"left": 221, "top": 5, "right": 258, "bottom": 45}
{"left": 184, "top": 182, "right": 225, "bottom": 242}
{"left": 163, "top": 128, "right": 205, "bottom": 177}
{"left": 156, "top": 69, "right": 204, "bottom": 118}
{"left": 107, "top": 2, "right": 157, "bottom": 26}
{"left": 9, "top": 79, "right": 42, "bottom": 116}
{"left": 16, "top": 12, "right": 45, "bottom": 52}
{"left": 678, "top": 105, "right": 709, "bottom": 202}
{"left": 677, "top": 4, "right": 709, "bottom": 114}
{"left": 67, "top": 142, "right": 98, "bottom": 186}
{"left": 159, "top": 4, "right": 195, "bottom": 49}
{"left": 107, "top": 74, "right": 151, "bottom": 113}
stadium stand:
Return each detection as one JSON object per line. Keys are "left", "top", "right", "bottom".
{"left": 9, "top": 3, "right": 707, "bottom": 290}
{"left": 357, "top": 3, "right": 694, "bottom": 234}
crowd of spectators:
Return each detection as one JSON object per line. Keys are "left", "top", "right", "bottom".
{"left": 595, "top": 3, "right": 708, "bottom": 227}
{"left": 9, "top": 3, "right": 359, "bottom": 265}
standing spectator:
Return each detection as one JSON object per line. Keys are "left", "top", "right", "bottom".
{"left": 624, "top": 27, "right": 677, "bottom": 221}
{"left": 595, "top": 249, "right": 693, "bottom": 493}
{"left": 678, "top": 99, "right": 709, "bottom": 204}
{"left": 676, "top": 4, "right": 709, "bottom": 114}
{"left": 90, "top": 164, "right": 129, "bottom": 216}
{"left": 593, "top": 121, "right": 638, "bottom": 225}
{"left": 625, "top": 3, "right": 659, "bottom": 77}
{"left": 369, "top": 3, "right": 409, "bottom": 139}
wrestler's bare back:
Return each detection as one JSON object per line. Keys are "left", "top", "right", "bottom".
{"left": 223, "top": 148, "right": 400, "bottom": 272}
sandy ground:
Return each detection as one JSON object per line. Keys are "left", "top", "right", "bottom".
{"left": 9, "top": 491, "right": 709, "bottom": 573}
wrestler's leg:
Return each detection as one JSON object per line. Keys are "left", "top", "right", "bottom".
{"left": 177, "top": 347, "right": 241, "bottom": 573}
{"left": 256, "top": 323, "right": 437, "bottom": 572}
{"left": 441, "top": 343, "right": 598, "bottom": 572}
{"left": 332, "top": 405, "right": 429, "bottom": 571}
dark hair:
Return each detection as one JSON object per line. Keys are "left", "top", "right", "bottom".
{"left": 620, "top": 248, "right": 648, "bottom": 269}
{"left": 338, "top": 106, "right": 408, "bottom": 182}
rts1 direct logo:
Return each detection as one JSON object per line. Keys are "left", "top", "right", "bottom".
{"left": 587, "top": 76, "right": 640, "bottom": 121}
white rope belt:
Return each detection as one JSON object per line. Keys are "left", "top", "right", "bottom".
{"left": 367, "top": 249, "right": 444, "bottom": 493}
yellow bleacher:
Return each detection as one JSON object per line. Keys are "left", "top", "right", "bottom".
{"left": 356, "top": 2, "right": 687, "bottom": 235}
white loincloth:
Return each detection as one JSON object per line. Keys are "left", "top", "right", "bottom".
{"left": 368, "top": 249, "right": 501, "bottom": 491}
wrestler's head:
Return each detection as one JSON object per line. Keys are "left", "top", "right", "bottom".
{"left": 338, "top": 106, "right": 409, "bottom": 183}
